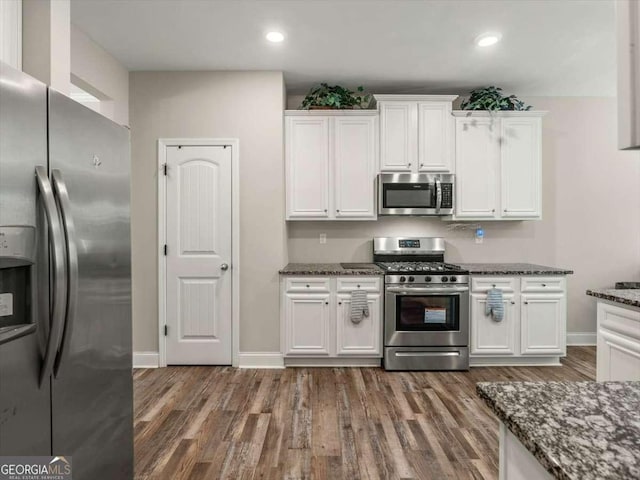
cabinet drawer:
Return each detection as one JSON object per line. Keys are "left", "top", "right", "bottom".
{"left": 337, "top": 277, "right": 381, "bottom": 293}
{"left": 521, "top": 277, "right": 565, "bottom": 293}
{"left": 471, "top": 277, "right": 516, "bottom": 293}
{"left": 285, "top": 277, "right": 331, "bottom": 292}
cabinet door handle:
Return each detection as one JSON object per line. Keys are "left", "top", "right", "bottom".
{"left": 524, "top": 301, "right": 529, "bottom": 305}
{"left": 325, "top": 301, "right": 329, "bottom": 305}
{"left": 338, "top": 302, "right": 342, "bottom": 305}
{"left": 542, "top": 284, "right": 547, "bottom": 287}
{"left": 492, "top": 209, "right": 495, "bottom": 213}
{"left": 510, "top": 301, "right": 515, "bottom": 304}
{"left": 504, "top": 209, "right": 508, "bottom": 212}
{"left": 306, "top": 284, "right": 310, "bottom": 288}
{"left": 323, "top": 209, "right": 328, "bottom": 213}
{"left": 420, "top": 163, "right": 424, "bottom": 167}
{"left": 408, "top": 163, "right": 412, "bottom": 167}
{"left": 336, "top": 209, "right": 340, "bottom": 213}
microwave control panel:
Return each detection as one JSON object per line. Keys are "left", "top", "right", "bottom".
{"left": 441, "top": 184, "right": 453, "bottom": 208}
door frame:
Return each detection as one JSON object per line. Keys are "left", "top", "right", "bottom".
{"left": 157, "top": 138, "right": 240, "bottom": 367}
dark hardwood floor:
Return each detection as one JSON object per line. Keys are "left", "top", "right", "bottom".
{"left": 133, "top": 346, "right": 596, "bottom": 480}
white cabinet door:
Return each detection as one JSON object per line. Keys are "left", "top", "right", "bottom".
{"left": 470, "top": 293, "right": 517, "bottom": 355}
{"left": 418, "top": 102, "right": 454, "bottom": 172}
{"left": 500, "top": 117, "right": 542, "bottom": 218}
{"left": 335, "top": 293, "right": 381, "bottom": 356}
{"left": 455, "top": 117, "right": 499, "bottom": 218}
{"left": 617, "top": 0, "right": 640, "bottom": 149}
{"left": 596, "top": 302, "right": 640, "bottom": 381}
{"left": 520, "top": 294, "right": 566, "bottom": 355}
{"left": 333, "top": 116, "right": 377, "bottom": 218}
{"left": 379, "top": 102, "right": 416, "bottom": 171}
{"left": 284, "top": 293, "right": 331, "bottom": 356}
{"left": 285, "top": 117, "right": 330, "bottom": 218}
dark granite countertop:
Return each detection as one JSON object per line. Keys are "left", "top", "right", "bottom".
{"left": 586, "top": 288, "right": 640, "bottom": 309}
{"left": 279, "top": 263, "right": 383, "bottom": 276}
{"left": 476, "top": 381, "right": 640, "bottom": 480}
{"left": 456, "top": 263, "right": 573, "bottom": 275}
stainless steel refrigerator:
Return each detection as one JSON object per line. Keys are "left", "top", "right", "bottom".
{"left": 0, "top": 62, "right": 133, "bottom": 479}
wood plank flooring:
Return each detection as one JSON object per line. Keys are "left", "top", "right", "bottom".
{"left": 133, "top": 346, "right": 596, "bottom": 480}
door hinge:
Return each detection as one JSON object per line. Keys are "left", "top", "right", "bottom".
{"left": 163, "top": 163, "right": 167, "bottom": 175}
{"left": 164, "top": 325, "right": 168, "bottom": 336}
{"left": 164, "top": 244, "right": 167, "bottom": 256}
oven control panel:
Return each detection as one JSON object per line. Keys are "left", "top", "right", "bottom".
{"left": 385, "top": 274, "right": 468, "bottom": 285}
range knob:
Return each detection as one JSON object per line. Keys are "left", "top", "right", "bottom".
{"left": 441, "top": 276, "right": 449, "bottom": 282}
{"left": 400, "top": 276, "right": 406, "bottom": 283}
{"left": 450, "top": 276, "right": 457, "bottom": 282}
{"left": 408, "top": 276, "right": 415, "bottom": 282}
{"left": 425, "top": 276, "right": 432, "bottom": 282}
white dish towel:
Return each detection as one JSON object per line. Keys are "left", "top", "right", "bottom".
{"left": 350, "top": 290, "right": 369, "bottom": 324}
{"left": 485, "top": 288, "right": 504, "bottom": 322}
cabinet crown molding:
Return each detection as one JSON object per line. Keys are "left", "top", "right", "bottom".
{"left": 451, "top": 110, "right": 548, "bottom": 117}
{"left": 284, "top": 109, "right": 378, "bottom": 116}
{"left": 375, "top": 94, "right": 459, "bottom": 102}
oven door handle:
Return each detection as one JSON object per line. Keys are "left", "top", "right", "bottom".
{"left": 435, "top": 178, "right": 442, "bottom": 213}
{"left": 386, "top": 286, "right": 468, "bottom": 294}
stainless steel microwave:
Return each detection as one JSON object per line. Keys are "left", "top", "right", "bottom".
{"left": 378, "top": 173, "right": 455, "bottom": 216}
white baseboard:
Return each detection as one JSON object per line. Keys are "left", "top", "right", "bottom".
{"left": 284, "top": 357, "right": 382, "bottom": 367}
{"left": 567, "top": 332, "right": 597, "bottom": 346}
{"left": 133, "top": 351, "right": 160, "bottom": 368}
{"left": 238, "top": 352, "right": 285, "bottom": 369}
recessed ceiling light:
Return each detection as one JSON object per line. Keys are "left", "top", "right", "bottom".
{"left": 475, "top": 32, "right": 502, "bottom": 47}
{"left": 266, "top": 31, "right": 285, "bottom": 43}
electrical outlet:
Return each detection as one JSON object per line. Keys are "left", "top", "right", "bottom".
{"left": 475, "top": 227, "right": 484, "bottom": 244}
{"left": 319, "top": 233, "right": 327, "bottom": 244}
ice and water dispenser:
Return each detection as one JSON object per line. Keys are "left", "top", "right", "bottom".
{"left": 0, "top": 226, "right": 37, "bottom": 345}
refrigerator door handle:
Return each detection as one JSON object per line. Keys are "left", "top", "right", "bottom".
{"left": 35, "top": 166, "right": 67, "bottom": 386}
{"left": 51, "top": 170, "right": 78, "bottom": 377}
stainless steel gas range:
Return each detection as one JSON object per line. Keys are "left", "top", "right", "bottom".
{"left": 373, "top": 237, "right": 470, "bottom": 371}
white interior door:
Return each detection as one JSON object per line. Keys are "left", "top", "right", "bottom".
{"left": 165, "top": 145, "right": 232, "bottom": 364}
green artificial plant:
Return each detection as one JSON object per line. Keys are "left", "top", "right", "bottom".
{"left": 300, "top": 83, "right": 372, "bottom": 110}
{"left": 460, "top": 86, "right": 532, "bottom": 111}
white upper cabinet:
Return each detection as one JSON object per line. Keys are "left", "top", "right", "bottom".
{"left": 285, "top": 116, "right": 330, "bottom": 218}
{"left": 333, "top": 116, "right": 377, "bottom": 218}
{"left": 418, "top": 101, "right": 455, "bottom": 172}
{"left": 379, "top": 101, "right": 415, "bottom": 171}
{"left": 285, "top": 111, "right": 378, "bottom": 220}
{"left": 377, "top": 95, "right": 457, "bottom": 173}
{"left": 455, "top": 116, "right": 499, "bottom": 218}
{"left": 452, "top": 111, "right": 546, "bottom": 221}
{"left": 500, "top": 117, "right": 542, "bottom": 218}
{"left": 617, "top": 0, "right": 640, "bottom": 149}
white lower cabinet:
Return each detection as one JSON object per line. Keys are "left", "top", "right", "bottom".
{"left": 470, "top": 276, "right": 567, "bottom": 365}
{"left": 471, "top": 293, "right": 517, "bottom": 355}
{"left": 596, "top": 302, "right": 640, "bottom": 381}
{"left": 336, "top": 293, "right": 381, "bottom": 355}
{"left": 281, "top": 276, "right": 383, "bottom": 363}
{"left": 284, "top": 293, "right": 331, "bottom": 356}
{"left": 520, "top": 293, "right": 565, "bottom": 355}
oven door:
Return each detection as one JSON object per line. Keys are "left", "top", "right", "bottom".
{"left": 384, "top": 285, "right": 469, "bottom": 347}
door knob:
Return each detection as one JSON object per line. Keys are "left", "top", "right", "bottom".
{"left": 221, "top": 263, "right": 229, "bottom": 271}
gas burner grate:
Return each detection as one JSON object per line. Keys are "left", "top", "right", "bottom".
{"left": 376, "top": 262, "right": 466, "bottom": 273}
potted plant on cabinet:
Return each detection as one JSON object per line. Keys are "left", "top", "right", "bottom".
{"left": 299, "top": 83, "right": 373, "bottom": 110}
{"left": 460, "top": 86, "right": 532, "bottom": 111}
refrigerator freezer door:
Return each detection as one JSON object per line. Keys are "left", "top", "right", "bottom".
{"left": 0, "top": 63, "right": 52, "bottom": 455}
{"left": 48, "top": 90, "right": 133, "bottom": 479}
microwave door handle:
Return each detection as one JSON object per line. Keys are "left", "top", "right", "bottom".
{"left": 435, "top": 179, "right": 442, "bottom": 213}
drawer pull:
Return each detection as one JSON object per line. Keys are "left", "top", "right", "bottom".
{"left": 511, "top": 301, "right": 515, "bottom": 304}
{"left": 357, "top": 284, "right": 361, "bottom": 288}
{"left": 492, "top": 284, "right": 496, "bottom": 288}
{"left": 542, "top": 284, "right": 547, "bottom": 287}
{"left": 306, "top": 284, "right": 310, "bottom": 288}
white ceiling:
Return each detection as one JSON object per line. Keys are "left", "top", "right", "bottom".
{"left": 71, "top": 0, "right": 617, "bottom": 96}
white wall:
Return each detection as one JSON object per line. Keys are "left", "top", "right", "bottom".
{"left": 0, "top": 0, "right": 22, "bottom": 69}
{"left": 22, "top": 0, "right": 70, "bottom": 93}
{"left": 70, "top": 24, "right": 129, "bottom": 125}
{"left": 129, "top": 71, "right": 286, "bottom": 353}
{"left": 286, "top": 97, "right": 640, "bottom": 335}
